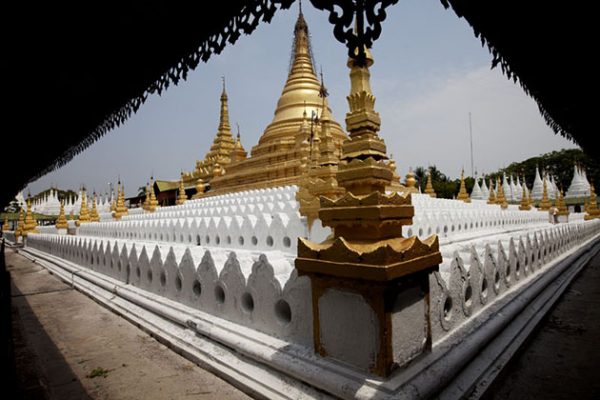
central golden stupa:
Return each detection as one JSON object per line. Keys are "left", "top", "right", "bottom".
{"left": 205, "top": 10, "right": 347, "bottom": 196}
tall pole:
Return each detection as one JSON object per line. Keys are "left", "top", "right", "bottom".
{"left": 469, "top": 112, "right": 474, "bottom": 177}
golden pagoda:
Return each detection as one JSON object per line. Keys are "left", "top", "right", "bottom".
{"left": 496, "top": 177, "right": 508, "bottom": 209}
{"left": 207, "top": 9, "right": 347, "bottom": 196}
{"left": 424, "top": 169, "right": 437, "bottom": 198}
{"left": 182, "top": 77, "right": 240, "bottom": 187}
{"left": 90, "top": 193, "right": 100, "bottom": 222}
{"left": 297, "top": 77, "right": 345, "bottom": 223}
{"left": 584, "top": 184, "right": 599, "bottom": 220}
{"left": 2, "top": 215, "right": 10, "bottom": 232}
{"left": 15, "top": 208, "right": 25, "bottom": 238}
{"left": 296, "top": 44, "right": 441, "bottom": 377}
{"left": 487, "top": 178, "right": 496, "bottom": 204}
{"left": 76, "top": 190, "right": 90, "bottom": 226}
{"left": 22, "top": 198, "right": 39, "bottom": 236}
{"left": 518, "top": 184, "right": 531, "bottom": 210}
{"left": 146, "top": 178, "right": 159, "bottom": 212}
{"left": 456, "top": 169, "right": 471, "bottom": 203}
{"left": 176, "top": 175, "right": 188, "bottom": 205}
{"left": 538, "top": 177, "right": 551, "bottom": 211}
{"left": 556, "top": 189, "right": 569, "bottom": 219}
{"left": 113, "top": 183, "right": 129, "bottom": 220}
{"left": 55, "top": 200, "right": 69, "bottom": 230}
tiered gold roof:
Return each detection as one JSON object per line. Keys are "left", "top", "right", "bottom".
{"left": 182, "top": 78, "right": 242, "bottom": 187}
{"left": 207, "top": 10, "right": 347, "bottom": 196}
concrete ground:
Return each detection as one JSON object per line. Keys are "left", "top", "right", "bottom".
{"left": 483, "top": 250, "right": 600, "bottom": 400}
{"left": 6, "top": 247, "right": 250, "bottom": 400}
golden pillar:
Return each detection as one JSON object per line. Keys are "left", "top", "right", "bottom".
{"left": 295, "top": 48, "right": 441, "bottom": 377}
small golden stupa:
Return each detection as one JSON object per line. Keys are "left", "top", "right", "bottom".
{"left": 518, "top": 183, "right": 531, "bottom": 211}
{"left": 487, "top": 178, "right": 496, "bottom": 204}
{"left": 113, "top": 183, "right": 129, "bottom": 220}
{"left": 55, "top": 200, "right": 69, "bottom": 230}
{"left": 424, "top": 169, "right": 437, "bottom": 198}
{"left": 495, "top": 177, "right": 508, "bottom": 209}
{"left": 176, "top": 175, "right": 188, "bottom": 205}
{"left": 456, "top": 169, "right": 471, "bottom": 203}
{"left": 538, "top": 177, "right": 551, "bottom": 211}
{"left": 584, "top": 184, "right": 599, "bottom": 220}
{"left": 76, "top": 190, "right": 90, "bottom": 226}
{"left": 146, "top": 178, "right": 159, "bottom": 212}
{"left": 2, "top": 215, "right": 10, "bottom": 232}
{"left": 22, "top": 198, "right": 39, "bottom": 236}
{"left": 90, "top": 193, "right": 100, "bottom": 222}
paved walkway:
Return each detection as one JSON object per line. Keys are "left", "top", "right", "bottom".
{"left": 483, "top": 249, "right": 600, "bottom": 400}
{"left": 6, "top": 247, "right": 250, "bottom": 400}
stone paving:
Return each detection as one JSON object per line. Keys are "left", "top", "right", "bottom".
{"left": 7, "top": 247, "right": 250, "bottom": 400}
{"left": 483, "top": 250, "right": 600, "bottom": 400}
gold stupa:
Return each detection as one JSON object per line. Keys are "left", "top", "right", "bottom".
{"left": 538, "top": 177, "right": 551, "bottom": 211}
{"left": 424, "top": 169, "right": 437, "bottom": 198}
{"left": 55, "top": 200, "right": 69, "bottom": 230}
{"left": 207, "top": 10, "right": 347, "bottom": 196}
{"left": 584, "top": 184, "right": 599, "bottom": 220}
{"left": 182, "top": 78, "right": 240, "bottom": 186}
{"left": 456, "top": 169, "right": 471, "bottom": 203}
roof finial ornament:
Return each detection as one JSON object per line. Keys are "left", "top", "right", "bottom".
{"left": 299, "top": 0, "right": 302, "bottom": 15}
{"left": 221, "top": 75, "right": 226, "bottom": 93}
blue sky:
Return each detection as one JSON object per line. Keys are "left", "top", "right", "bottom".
{"left": 27, "top": 0, "right": 576, "bottom": 197}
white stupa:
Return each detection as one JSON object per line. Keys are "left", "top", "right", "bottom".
{"left": 480, "top": 177, "right": 490, "bottom": 199}
{"left": 531, "top": 166, "right": 544, "bottom": 200}
{"left": 502, "top": 173, "right": 513, "bottom": 202}
{"left": 514, "top": 176, "right": 523, "bottom": 201}
{"left": 566, "top": 164, "right": 591, "bottom": 199}
{"left": 470, "top": 177, "right": 484, "bottom": 200}
{"left": 509, "top": 175, "right": 518, "bottom": 202}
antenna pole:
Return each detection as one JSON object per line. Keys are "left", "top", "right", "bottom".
{"left": 469, "top": 112, "right": 474, "bottom": 177}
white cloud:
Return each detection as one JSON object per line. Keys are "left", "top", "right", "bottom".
{"left": 379, "top": 65, "right": 577, "bottom": 179}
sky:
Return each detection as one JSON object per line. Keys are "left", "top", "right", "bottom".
{"left": 27, "top": 0, "right": 576, "bottom": 197}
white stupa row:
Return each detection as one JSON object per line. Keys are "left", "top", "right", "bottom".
{"left": 469, "top": 163, "right": 590, "bottom": 202}
{"left": 13, "top": 189, "right": 114, "bottom": 216}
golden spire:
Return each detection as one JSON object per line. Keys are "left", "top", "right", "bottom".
{"left": 22, "top": 197, "right": 39, "bottom": 236}
{"left": 15, "top": 208, "right": 25, "bottom": 238}
{"left": 296, "top": 44, "right": 441, "bottom": 377}
{"left": 538, "top": 176, "right": 551, "bottom": 211}
{"left": 230, "top": 125, "right": 247, "bottom": 162}
{"left": 90, "top": 193, "right": 100, "bottom": 222}
{"left": 2, "top": 215, "right": 10, "bottom": 232}
{"left": 457, "top": 169, "right": 471, "bottom": 203}
{"left": 263, "top": 11, "right": 344, "bottom": 137}
{"left": 487, "top": 178, "right": 496, "bottom": 204}
{"left": 425, "top": 169, "right": 437, "bottom": 198}
{"left": 113, "top": 182, "right": 129, "bottom": 219}
{"left": 76, "top": 190, "right": 90, "bottom": 225}
{"left": 56, "top": 200, "right": 69, "bottom": 229}
{"left": 584, "top": 184, "right": 599, "bottom": 220}
{"left": 146, "top": 178, "right": 159, "bottom": 212}
{"left": 519, "top": 183, "right": 531, "bottom": 211}
{"left": 496, "top": 177, "right": 508, "bottom": 209}
{"left": 176, "top": 174, "right": 187, "bottom": 205}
